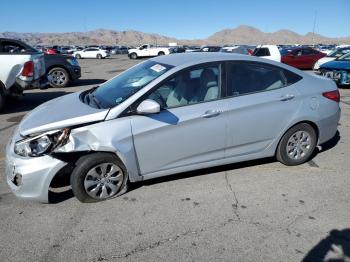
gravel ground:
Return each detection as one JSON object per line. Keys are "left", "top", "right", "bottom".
{"left": 0, "top": 55, "right": 349, "bottom": 262}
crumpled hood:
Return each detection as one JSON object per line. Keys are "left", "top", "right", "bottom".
{"left": 19, "top": 92, "right": 109, "bottom": 136}
{"left": 320, "top": 60, "right": 350, "bottom": 70}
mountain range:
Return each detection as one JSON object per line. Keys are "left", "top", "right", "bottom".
{"left": 1, "top": 25, "right": 349, "bottom": 46}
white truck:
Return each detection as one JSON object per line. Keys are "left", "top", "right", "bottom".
{"left": 252, "top": 45, "right": 281, "bottom": 62}
{"left": 0, "top": 38, "right": 46, "bottom": 111}
{"left": 128, "top": 44, "right": 171, "bottom": 59}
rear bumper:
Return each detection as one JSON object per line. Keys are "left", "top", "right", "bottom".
{"left": 317, "top": 107, "right": 341, "bottom": 145}
{"left": 67, "top": 65, "right": 81, "bottom": 80}
{"left": 16, "top": 76, "right": 48, "bottom": 89}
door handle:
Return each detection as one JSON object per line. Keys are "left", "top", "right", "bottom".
{"left": 280, "top": 94, "right": 295, "bottom": 101}
{"left": 201, "top": 110, "right": 221, "bottom": 118}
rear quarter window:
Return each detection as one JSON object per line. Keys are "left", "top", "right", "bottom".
{"left": 283, "top": 69, "right": 302, "bottom": 85}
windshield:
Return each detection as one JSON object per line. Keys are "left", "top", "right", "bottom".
{"left": 337, "top": 52, "right": 350, "bottom": 61}
{"left": 90, "top": 60, "right": 173, "bottom": 108}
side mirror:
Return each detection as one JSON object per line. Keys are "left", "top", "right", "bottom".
{"left": 137, "top": 99, "right": 160, "bottom": 115}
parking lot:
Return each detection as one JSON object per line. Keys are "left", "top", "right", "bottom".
{"left": 1, "top": 55, "right": 350, "bottom": 262}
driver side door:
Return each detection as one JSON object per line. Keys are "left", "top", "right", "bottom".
{"left": 130, "top": 63, "right": 227, "bottom": 176}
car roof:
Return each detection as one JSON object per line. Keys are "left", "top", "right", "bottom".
{"left": 150, "top": 52, "right": 267, "bottom": 66}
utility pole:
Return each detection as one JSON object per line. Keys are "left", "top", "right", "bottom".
{"left": 312, "top": 10, "right": 317, "bottom": 46}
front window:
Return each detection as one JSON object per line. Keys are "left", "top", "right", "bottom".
{"left": 87, "top": 60, "right": 173, "bottom": 108}
{"left": 147, "top": 64, "right": 221, "bottom": 109}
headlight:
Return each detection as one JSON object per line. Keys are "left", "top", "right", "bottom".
{"left": 14, "top": 128, "right": 70, "bottom": 157}
{"left": 67, "top": 58, "right": 79, "bottom": 66}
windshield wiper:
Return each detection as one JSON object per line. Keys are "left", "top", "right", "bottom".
{"left": 90, "top": 93, "right": 102, "bottom": 109}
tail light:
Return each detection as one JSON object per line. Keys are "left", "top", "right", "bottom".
{"left": 22, "top": 61, "right": 34, "bottom": 77}
{"left": 322, "top": 90, "right": 340, "bottom": 103}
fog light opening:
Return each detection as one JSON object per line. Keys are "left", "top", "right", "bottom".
{"left": 12, "top": 173, "right": 22, "bottom": 186}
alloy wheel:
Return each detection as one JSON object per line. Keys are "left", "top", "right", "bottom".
{"left": 84, "top": 163, "right": 124, "bottom": 200}
{"left": 286, "top": 131, "right": 311, "bottom": 160}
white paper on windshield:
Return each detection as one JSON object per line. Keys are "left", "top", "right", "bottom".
{"left": 150, "top": 64, "right": 166, "bottom": 73}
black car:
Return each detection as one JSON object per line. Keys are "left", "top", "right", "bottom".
{"left": 45, "top": 54, "right": 81, "bottom": 88}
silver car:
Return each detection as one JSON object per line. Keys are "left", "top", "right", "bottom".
{"left": 6, "top": 53, "right": 340, "bottom": 203}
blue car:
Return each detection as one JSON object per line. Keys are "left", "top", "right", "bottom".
{"left": 319, "top": 52, "right": 350, "bottom": 86}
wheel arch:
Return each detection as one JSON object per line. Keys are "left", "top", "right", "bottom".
{"left": 275, "top": 120, "right": 319, "bottom": 156}
{"left": 49, "top": 148, "right": 140, "bottom": 190}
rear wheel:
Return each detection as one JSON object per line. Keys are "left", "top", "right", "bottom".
{"left": 47, "top": 67, "right": 69, "bottom": 88}
{"left": 276, "top": 123, "right": 317, "bottom": 166}
{"left": 158, "top": 51, "right": 165, "bottom": 56}
{"left": 71, "top": 153, "right": 128, "bottom": 203}
{"left": 75, "top": 54, "right": 81, "bottom": 59}
{"left": 130, "top": 53, "right": 137, "bottom": 59}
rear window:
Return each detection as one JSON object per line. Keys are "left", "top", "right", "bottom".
{"left": 253, "top": 48, "right": 270, "bottom": 57}
{"left": 0, "top": 40, "right": 36, "bottom": 54}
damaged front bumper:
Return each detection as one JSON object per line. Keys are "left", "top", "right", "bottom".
{"left": 5, "top": 132, "right": 67, "bottom": 203}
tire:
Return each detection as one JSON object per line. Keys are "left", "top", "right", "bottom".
{"left": 158, "top": 51, "right": 165, "bottom": 56}
{"left": 75, "top": 54, "right": 81, "bottom": 59}
{"left": 96, "top": 54, "right": 102, "bottom": 59}
{"left": 0, "top": 87, "right": 5, "bottom": 112}
{"left": 70, "top": 153, "right": 128, "bottom": 203}
{"left": 47, "top": 67, "right": 69, "bottom": 88}
{"left": 276, "top": 123, "right": 317, "bottom": 166}
{"left": 130, "top": 53, "right": 137, "bottom": 59}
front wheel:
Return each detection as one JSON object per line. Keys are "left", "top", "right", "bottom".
{"left": 75, "top": 54, "right": 81, "bottom": 59}
{"left": 71, "top": 153, "right": 128, "bottom": 203}
{"left": 158, "top": 51, "right": 165, "bottom": 56}
{"left": 276, "top": 123, "right": 317, "bottom": 166}
{"left": 130, "top": 53, "right": 137, "bottom": 59}
{"left": 96, "top": 54, "right": 102, "bottom": 59}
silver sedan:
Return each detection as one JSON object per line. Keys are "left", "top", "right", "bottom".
{"left": 6, "top": 53, "right": 341, "bottom": 203}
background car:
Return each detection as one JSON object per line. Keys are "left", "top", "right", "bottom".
{"left": 319, "top": 52, "right": 350, "bottom": 86}
{"left": 199, "top": 46, "right": 222, "bottom": 52}
{"left": 252, "top": 45, "right": 281, "bottom": 62}
{"left": 221, "top": 45, "right": 251, "bottom": 55}
{"left": 74, "top": 48, "right": 109, "bottom": 59}
{"left": 42, "top": 47, "right": 57, "bottom": 54}
{"left": 110, "top": 46, "right": 129, "bottom": 55}
{"left": 45, "top": 54, "right": 81, "bottom": 88}
{"left": 281, "top": 47, "right": 326, "bottom": 69}
{"left": 314, "top": 47, "right": 350, "bottom": 70}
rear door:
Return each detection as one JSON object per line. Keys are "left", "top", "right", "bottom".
{"left": 301, "top": 48, "right": 315, "bottom": 69}
{"left": 224, "top": 61, "right": 303, "bottom": 158}
{"left": 130, "top": 63, "right": 227, "bottom": 176}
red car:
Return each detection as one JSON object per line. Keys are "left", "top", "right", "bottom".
{"left": 281, "top": 47, "right": 326, "bottom": 69}
{"left": 42, "top": 47, "right": 57, "bottom": 55}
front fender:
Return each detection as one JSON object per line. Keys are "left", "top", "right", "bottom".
{"left": 56, "top": 117, "right": 142, "bottom": 182}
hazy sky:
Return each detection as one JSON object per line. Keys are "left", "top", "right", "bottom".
{"left": 1, "top": 0, "right": 349, "bottom": 38}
